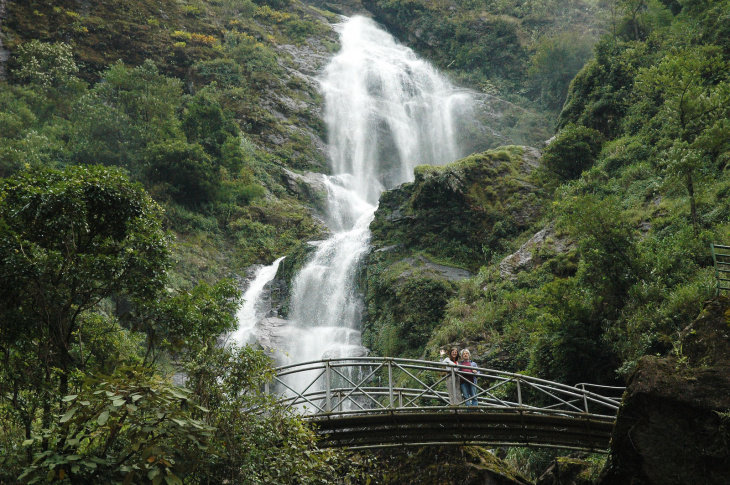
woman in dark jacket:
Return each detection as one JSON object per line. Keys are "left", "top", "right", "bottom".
{"left": 459, "top": 348, "right": 478, "bottom": 406}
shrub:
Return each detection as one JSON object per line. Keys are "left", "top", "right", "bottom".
{"left": 542, "top": 124, "right": 604, "bottom": 180}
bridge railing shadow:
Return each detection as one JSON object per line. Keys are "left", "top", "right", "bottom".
{"left": 270, "top": 357, "right": 624, "bottom": 419}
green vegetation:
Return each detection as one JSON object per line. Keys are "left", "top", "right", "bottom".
{"left": 419, "top": 0, "right": 730, "bottom": 390}
{"left": 0, "top": 165, "right": 366, "bottom": 483}
{"left": 0, "top": 0, "right": 358, "bottom": 482}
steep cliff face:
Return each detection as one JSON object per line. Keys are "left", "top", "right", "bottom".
{"left": 598, "top": 297, "right": 730, "bottom": 485}
{"left": 365, "top": 145, "right": 543, "bottom": 357}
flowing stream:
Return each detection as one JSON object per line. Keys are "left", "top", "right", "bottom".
{"left": 234, "top": 16, "right": 476, "bottom": 397}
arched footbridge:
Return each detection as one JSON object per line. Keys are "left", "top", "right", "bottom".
{"left": 269, "top": 357, "right": 624, "bottom": 452}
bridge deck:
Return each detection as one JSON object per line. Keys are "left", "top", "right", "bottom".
{"left": 309, "top": 408, "right": 615, "bottom": 451}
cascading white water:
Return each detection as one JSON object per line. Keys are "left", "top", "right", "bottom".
{"left": 280, "top": 16, "right": 476, "bottom": 380}
{"left": 229, "top": 256, "right": 285, "bottom": 346}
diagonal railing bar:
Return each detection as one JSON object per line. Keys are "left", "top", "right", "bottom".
{"left": 392, "top": 361, "right": 452, "bottom": 406}
{"left": 273, "top": 367, "right": 328, "bottom": 412}
{"left": 329, "top": 362, "right": 387, "bottom": 410}
{"left": 523, "top": 381, "right": 588, "bottom": 413}
{"left": 273, "top": 378, "right": 327, "bottom": 413}
{"left": 275, "top": 366, "right": 325, "bottom": 400}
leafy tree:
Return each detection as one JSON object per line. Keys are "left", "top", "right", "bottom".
{"left": 67, "top": 94, "right": 143, "bottom": 169}
{"left": 636, "top": 46, "right": 730, "bottom": 233}
{"left": 558, "top": 194, "right": 644, "bottom": 307}
{"left": 18, "top": 369, "right": 215, "bottom": 485}
{"left": 225, "top": 31, "right": 282, "bottom": 86}
{"left": 144, "top": 140, "right": 221, "bottom": 207}
{"left": 9, "top": 41, "right": 86, "bottom": 120}
{"left": 0, "top": 165, "right": 170, "bottom": 471}
{"left": 182, "top": 88, "right": 244, "bottom": 173}
{"left": 94, "top": 60, "right": 184, "bottom": 142}
{"left": 12, "top": 41, "right": 81, "bottom": 90}
{"left": 528, "top": 32, "right": 595, "bottom": 111}
{"left": 182, "top": 343, "right": 371, "bottom": 484}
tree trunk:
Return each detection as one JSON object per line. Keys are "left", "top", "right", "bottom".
{"left": 687, "top": 171, "right": 699, "bottom": 235}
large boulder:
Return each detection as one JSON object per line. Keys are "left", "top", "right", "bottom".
{"left": 370, "top": 145, "right": 542, "bottom": 272}
{"left": 598, "top": 297, "right": 730, "bottom": 485}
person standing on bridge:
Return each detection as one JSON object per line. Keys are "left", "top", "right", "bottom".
{"left": 440, "top": 347, "right": 460, "bottom": 405}
{"left": 459, "top": 348, "right": 478, "bottom": 406}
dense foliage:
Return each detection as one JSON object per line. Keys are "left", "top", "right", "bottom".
{"left": 0, "top": 166, "right": 363, "bottom": 484}
{"left": 425, "top": 0, "right": 730, "bottom": 390}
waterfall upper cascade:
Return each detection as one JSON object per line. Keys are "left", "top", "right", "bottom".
{"left": 233, "top": 16, "right": 477, "bottom": 384}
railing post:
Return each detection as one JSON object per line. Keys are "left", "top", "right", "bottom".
{"left": 516, "top": 377, "right": 522, "bottom": 406}
{"left": 451, "top": 366, "right": 457, "bottom": 405}
{"left": 388, "top": 359, "right": 394, "bottom": 409}
{"left": 581, "top": 384, "right": 589, "bottom": 413}
{"left": 325, "top": 361, "right": 332, "bottom": 413}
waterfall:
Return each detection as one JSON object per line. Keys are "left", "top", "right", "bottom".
{"left": 280, "top": 16, "right": 475, "bottom": 378}
{"left": 229, "top": 256, "right": 285, "bottom": 346}
{"left": 231, "top": 16, "right": 476, "bottom": 403}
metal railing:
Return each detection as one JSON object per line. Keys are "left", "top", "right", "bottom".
{"left": 268, "top": 357, "right": 625, "bottom": 450}
{"left": 711, "top": 243, "right": 730, "bottom": 295}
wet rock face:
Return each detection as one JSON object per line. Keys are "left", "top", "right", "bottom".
{"left": 598, "top": 297, "right": 730, "bottom": 485}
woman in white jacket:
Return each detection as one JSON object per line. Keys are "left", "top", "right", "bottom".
{"left": 440, "top": 347, "right": 460, "bottom": 405}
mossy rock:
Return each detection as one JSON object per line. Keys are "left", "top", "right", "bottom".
{"left": 364, "top": 249, "right": 463, "bottom": 357}
{"left": 370, "top": 145, "right": 542, "bottom": 272}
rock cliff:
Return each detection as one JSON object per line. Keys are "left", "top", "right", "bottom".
{"left": 598, "top": 296, "right": 730, "bottom": 485}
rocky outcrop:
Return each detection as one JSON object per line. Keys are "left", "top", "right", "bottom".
{"left": 370, "top": 145, "right": 543, "bottom": 272}
{"left": 365, "top": 146, "right": 544, "bottom": 357}
{"left": 598, "top": 297, "right": 730, "bottom": 485}
{"left": 499, "top": 225, "right": 574, "bottom": 280}
{"left": 536, "top": 457, "right": 594, "bottom": 485}
{"left": 281, "top": 168, "right": 329, "bottom": 210}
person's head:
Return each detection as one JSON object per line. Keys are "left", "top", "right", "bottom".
{"left": 449, "top": 347, "right": 459, "bottom": 361}
{"left": 460, "top": 348, "right": 471, "bottom": 360}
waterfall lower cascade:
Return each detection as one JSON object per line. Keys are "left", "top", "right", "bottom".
{"left": 234, "top": 16, "right": 476, "bottom": 396}
{"left": 229, "top": 256, "right": 285, "bottom": 346}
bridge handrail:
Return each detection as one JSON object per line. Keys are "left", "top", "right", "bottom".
{"left": 272, "top": 357, "right": 624, "bottom": 416}
{"left": 274, "top": 389, "right": 621, "bottom": 420}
